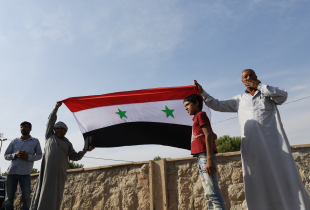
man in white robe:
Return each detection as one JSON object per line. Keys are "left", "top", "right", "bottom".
{"left": 30, "top": 101, "right": 94, "bottom": 210}
{"left": 195, "top": 69, "right": 310, "bottom": 210}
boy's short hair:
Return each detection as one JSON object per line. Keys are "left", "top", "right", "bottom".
{"left": 183, "top": 94, "right": 203, "bottom": 110}
{"left": 20, "top": 121, "right": 32, "bottom": 129}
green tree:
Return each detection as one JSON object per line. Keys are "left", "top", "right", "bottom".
{"left": 216, "top": 135, "right": 241, "bottom": 153}
{"left": 31, "top": 168, "right": 39, "bottom": 174}
{"left": 2, "top": 168, "right": 39, "bottom": 176}
{"left": 153, "top": 156, "right": 170, "bottom": 161}
{"left": 67, "top": 160, "right": 84, "bottom": 169}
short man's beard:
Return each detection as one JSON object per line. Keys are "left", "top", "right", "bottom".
{"left": 21, "top": 131, "right": 30, "bottom": 135}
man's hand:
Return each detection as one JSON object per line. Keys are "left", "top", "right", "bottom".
{"left": 20, "top": 151, "right": 28, "bottom": 160}
{"left": 206, "top": 158, "right": 217, "bottom": 176}
{"left": 195, "top": 82, "right": 204, "bottom": 94}
{"left": 213, "top": 132, "right": 218, "bottom": 140}
{"left": 15, "top": 151, "right": 28, "bottom": 160}
{"left": 83, "top": 146, "right": 95, "bottom": 152}
{"left": 243, "top": 79, "right": 261, "bottom": 89}
{"left": 55, "top": 101, "right": 62, "bottom": 109}
{"left": 15, "top": 151, "right": 23, "bottom": 158}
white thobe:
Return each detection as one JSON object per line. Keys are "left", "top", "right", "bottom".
{"left": 201, "top": 83, "right": 310, "bottom": 210}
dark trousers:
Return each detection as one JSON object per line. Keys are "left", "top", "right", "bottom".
{"left": 5, "top": 174, "right": 31, "bottom": 210}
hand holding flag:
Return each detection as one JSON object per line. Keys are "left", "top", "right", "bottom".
{"left": 194, "top": 80, "right": 204, "bottom": 94}
{"left": 55, "top": 101, "right": 63, "bottom": 110}
{"left": 83, "top": 146, "right": 95, "bottom": 152}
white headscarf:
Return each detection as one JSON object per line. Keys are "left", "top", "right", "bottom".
{"left": 54, "top": 121, "right": 68, "bottom": 131}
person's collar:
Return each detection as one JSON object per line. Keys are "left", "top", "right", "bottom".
{"left": 245, "top": 89, "right": 260, "bottom": 93}
{"left": 245, "top": 89, "right": 255, "bottom": 93}
{"left": 192, "top": 111, "right": 203, "bottom": 121}
{"left": 57, "top": 135, "right": 68, "bottom": 141}
{"left": 62, "top": 137, "right": 68, "bottom": 141}
{"left": 245, "top": 89, "right": 260, "bottom": 97}
{"left": 20, "top": 135, "right": 33, "bottom": 141}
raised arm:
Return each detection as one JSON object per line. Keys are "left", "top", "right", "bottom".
{"left": 27, "top": 140, "right": 42, "bottom": 162}
{"left": 46, "top": 102, "right": 62, "bottom": 139}
{"left": 195, "top": 82, "right": 238, "bottom": 112}
{"left": 200, "top": 91, "right": 239, "bottom": 112}
{"left": 257, "top": 84, "right": 288, "bottom": 105}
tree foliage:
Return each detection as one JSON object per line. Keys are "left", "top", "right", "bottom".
{"left": 216, "top": 135, "right": 241, "bottom": 153}
{"left": 1, "top": 168, "right": 39, "bottom": 176}
{"left": 31, "top": 168, "right": 39, "bottom": 174}
{"left": 67, "top": 160, "right": 84, "bottom": 169}
{"left": 153, "top": 156, "right": 170, "bottom": 161}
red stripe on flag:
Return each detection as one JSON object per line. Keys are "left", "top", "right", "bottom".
{"left": 62, "top": 85, "right": 199, "bottom": 112}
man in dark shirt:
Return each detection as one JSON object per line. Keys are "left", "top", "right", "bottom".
{"left": 184, "top": 94, "right": 226, "bottom": 210}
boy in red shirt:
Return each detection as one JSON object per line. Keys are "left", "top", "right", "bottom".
{"left": 184, "top": 94, "right": 226, "bottom": 210}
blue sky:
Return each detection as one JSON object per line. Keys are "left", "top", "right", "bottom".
{"left": 0, "top": 0, "right": 310, "bottom": 172}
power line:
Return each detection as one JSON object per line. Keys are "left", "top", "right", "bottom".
{"left": 283, "top": 95, "right": 310, "bottom": 105}
{"left": 78, "top": 160, "right": 103, "bottom": 165}
{"left": 213, "top": 117, "right": 238, "bottom": 124}
{"left": 0, "top": 157, "right": 8, "bottom": 167}
{"left": 212, "top": 94, "right": 310, "bottom": 124}
{"left": 84, "top": 156, "right": 133, "bottom": 163}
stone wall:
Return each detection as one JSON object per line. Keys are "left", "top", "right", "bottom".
{"left": 13, "top": 144, "right": 310, "bottom": 210}
{"left": 166, "top": 153, "right": 245, "bottom": 210}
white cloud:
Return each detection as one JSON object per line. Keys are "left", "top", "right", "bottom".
{"left": 23, "top": 8, "right": 74, "bottom": 42}
{"left": 0, "top": 35, "right": 6, "bottom": 43}
{"left": 8, "top": 1, "right": 187, "bottom": 57}
{"left": 203, "top": 77, "right": 240, "bottom": 90}
{"left": 279, "top": 102, "right": 310, "bottom": 145}
{"left": 291, "top": 85, "right": 307, "bottom": 92}
{"left": 82, "top": 1, "right": 186, "bottom": 57}
{"left": 259, "top": 70, "right": 293, "bottom": 80}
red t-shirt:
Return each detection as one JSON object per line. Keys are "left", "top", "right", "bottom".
{"left": 191, "top": 111, "right": 218, "bottom": 155}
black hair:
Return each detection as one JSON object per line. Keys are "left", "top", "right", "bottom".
{"left": 242, "top": 69, "right": 256, "bottom": 76}
{"left": 183, "top": 94, "right": 203, "bottom": 110}
{"left": 20, "top": 121, "right": 32, "bottom": 129}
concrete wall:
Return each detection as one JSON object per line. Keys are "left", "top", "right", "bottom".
{"left": 13, "top": 144, "right": 310, "bottom": 210}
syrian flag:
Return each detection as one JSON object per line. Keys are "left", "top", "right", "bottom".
{"left": 62, "top": 85, "right": 211, "bottom": 150}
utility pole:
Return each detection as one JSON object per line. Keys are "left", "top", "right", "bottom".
{"left": 0, "top": 133, "right": 8, "bottom": 154}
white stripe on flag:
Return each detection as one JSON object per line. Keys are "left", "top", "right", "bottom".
{"left": 73, "top": 99, "right": 211, "bottom": 133}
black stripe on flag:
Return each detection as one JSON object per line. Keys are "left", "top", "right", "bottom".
{"left": 83, "top": 122, "right": 192, "bottom": 150}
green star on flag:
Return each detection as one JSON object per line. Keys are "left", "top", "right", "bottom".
{"left": 116, "top": 108, "right": 128, "bottom": 119}
{"left": 162, "top": 105, "right": 175, "bottom": 118}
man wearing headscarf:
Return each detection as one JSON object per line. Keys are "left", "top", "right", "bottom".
{"left": 30, "top": 101, "right": 94, "bottom": 210}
